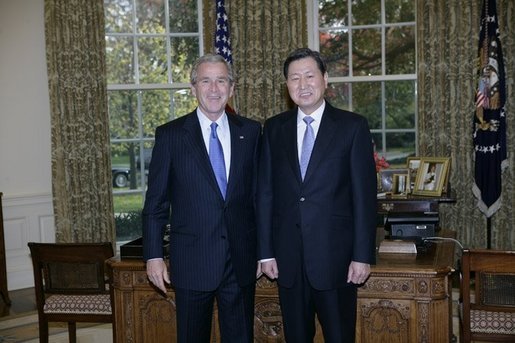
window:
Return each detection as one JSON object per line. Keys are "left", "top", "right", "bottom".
{"left": 104, "top": 0, "right": 203, "bottom": 241}
{"left": 308, "top": 0, "right": 417, "bottom": 165}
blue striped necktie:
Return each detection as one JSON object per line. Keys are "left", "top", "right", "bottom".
{"left": 209, "top": 122, "right": 227, "bottom": 199}
{"left": 300, "top": 116, "right": 315, "bottom": 180}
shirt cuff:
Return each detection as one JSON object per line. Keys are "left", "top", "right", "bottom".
{"left": 259, "top": 258, "right": 275, "bottom": 263}
{"left": 146, "top": 257, "right": 164, "bottom": 262}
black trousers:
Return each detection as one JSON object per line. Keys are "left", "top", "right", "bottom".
{"left": 174, "top": 258, "right": 255, "bottom": 343}
{"left": 278, "top": 264, "right": 357, "bottom": 343}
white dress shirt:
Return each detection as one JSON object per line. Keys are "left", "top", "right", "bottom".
{"left": 296, "top": 101, "right": 325, "bottom": 161}
{"left": 197, "top": 109, "right": 231, "bottom": 181}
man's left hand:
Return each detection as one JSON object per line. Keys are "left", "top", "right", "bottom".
{"left": 347, "top": 261, "right": 370, "bottom": 285}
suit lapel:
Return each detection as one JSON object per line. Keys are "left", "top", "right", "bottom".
{"left": 226, "top": 114, "right": 244, "bottom": 200}
{"left": 181, "top": 112, "right": 222, "bottom": 197}
{"left": 303, "top": 104, "right": 338, "bottom": 183}
{"left": 280, "top": 110, "right": 302, "bottom": 183}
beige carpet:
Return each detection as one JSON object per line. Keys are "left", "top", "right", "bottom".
{"left": 0, "top": 312, "right": 112, "bottom": 342}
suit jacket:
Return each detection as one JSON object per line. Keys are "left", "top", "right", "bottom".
{"left": 143, "top": 110, "right": 261, "bottom": 292}
{"left": 257, "top": 101, "right": 377, "bottom": 290}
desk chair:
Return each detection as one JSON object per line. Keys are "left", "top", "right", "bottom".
{"left": 459, "top": 249, "right": 515, "bottom": 342}
{"left": 28, "top": 242, "right": 114, "bottom": 343}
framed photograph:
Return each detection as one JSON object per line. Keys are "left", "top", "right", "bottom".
{"left": 379, "top": 168, "right": 410, "bottom": 193}
{"left": 413, "top": 157, "right": 450, "bottom": 196}
{"left": 392, "top": 172, "right": 410, "bottom": 197}
{"left": 406, "top": 157, "right": 421, "bottom": 193}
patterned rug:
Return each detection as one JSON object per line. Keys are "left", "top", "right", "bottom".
{"left": 0, "top": 312, "right": 112, "bottom": 342}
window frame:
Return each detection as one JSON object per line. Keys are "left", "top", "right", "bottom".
{"left": 306, "top": 0, "right": 418, "bottom": 162}
{"left": 105, "top": 0, "right": 204, "bottom": 242}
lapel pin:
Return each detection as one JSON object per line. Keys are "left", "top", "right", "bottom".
{"left": 239, "top": 136, "right": 244, "bottom": 139}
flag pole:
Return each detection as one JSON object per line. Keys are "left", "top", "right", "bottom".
{"left": 486, "top": 217, "right": 491, "bottom": 249}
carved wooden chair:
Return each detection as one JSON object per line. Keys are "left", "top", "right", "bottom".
{"left": 459, "top": 249, "right": 515, "bottom": 342}
{"left": 28, "top": 242, "right": 114, "bottom": 343}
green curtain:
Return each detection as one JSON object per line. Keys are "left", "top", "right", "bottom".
{"left": 45, "top": 0, "right": 115, "bottom": 243}
{"left": 417, "top": 0, "right": 514, "bottom": 249}
{"left": 203, "top": 0, "right": 307, "bottom": 123}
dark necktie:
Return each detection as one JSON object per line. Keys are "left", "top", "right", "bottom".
{"left": 209, "top": 122, "right": 227, "bottom": 199}
{"left": 300, "top": 116, "right": 315, "bottom": 180}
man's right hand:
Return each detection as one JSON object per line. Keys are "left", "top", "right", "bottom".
{"left": 261, "top": 259, "right": 279, "bottom": 279}
{"left": 146, "top": 259, "right": 170, "bottom": 293}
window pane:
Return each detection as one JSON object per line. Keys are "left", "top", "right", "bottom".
{"left": 114, "top": 193, "right": 144, "bottom": 241}
{"left": 111, "top": 141, "right": 130, "bottom": 168}
{"left": 385, "top": 132, "right": 415, "bottom": 165}
{"left": 172, "top": 89, "right": 197, "bottom": 118}
{"left": 353, "top": 82, "right": 382, "bottom": 130}
{"left": 385, "top": 0, "right": 415, "bottom": 23}
{"left": 105, "top": 0, "right": 133, "bottom": 33}
{"left": 136, "top": 0, "right": 165, "bottom": 34}
{"left": 320, "top": 29, "right": 349, "bottom": 77}
{"left": 169, "top": 0, "right": 199, "bottom": 32}
{"left": 171, "top": 37, "right": 200, "bottom": 83}
{"left": 139, "top": 89, "right": 197, "bottom": 138}
{"left": 385, "top": 80, "right": 415, "bottom": 129}
{"left": 385, "top": 26, "right": 415, "bottom": 74}
{"left": 108, "top": 90, "right": 140, "bottom": 139}
{"left": 352, "top": 28, "right": 381, "bottom": 76}
{"left": 138, "top": 37, "right": 168, "bottom": 83}
{"left": 141, "top": 90, "right": 173, "bottom": 138}
{"left": 318, "top": 0, "right": 348, "bottom": 28}
{"left": 106, "top": 37, "right": 135, "bottom": 84}
{"left": 111, "top": 142, "right": 146, "bottom": 190}
{"left": 326, "top": 83, "right": 350, "bottom": 111}
{"left": 371, "top": 132, "right": 383, "bottom": 151}
{"left": 352, "top": 0, "right": 380, "bottom": 25}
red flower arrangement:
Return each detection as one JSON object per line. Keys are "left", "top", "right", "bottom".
{"left": 374, "top": 151, "right": 389, "bottom": 172}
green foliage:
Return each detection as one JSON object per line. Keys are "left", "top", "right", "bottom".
{"left": 115, "top": 211, "right": 142, "bottom": 241}
{"left": 113, "top": 193, "right": 143, "bottom": 213}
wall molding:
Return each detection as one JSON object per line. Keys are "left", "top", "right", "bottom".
{"left": 2, "top": 192, "right": 55, "bottom": 290}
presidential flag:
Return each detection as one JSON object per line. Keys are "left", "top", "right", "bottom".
{"left": 215, "top": 0, "right": 232, "bottom": 64}
{"left": 472, "top": 0, "right": 507, "bottom": 218}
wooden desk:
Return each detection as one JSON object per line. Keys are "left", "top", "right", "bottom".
{"left": 357, "top": 241, "right": 456, "bottom": 342}
{"left": 108, "top": 240, "right": 455, "bottom": 342}
{"left": 0, "top": 192, "right": 11, "bottom": 306}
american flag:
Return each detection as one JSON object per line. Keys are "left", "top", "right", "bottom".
{"left": 475, "top": 78, "right": 489, "bottom": 109}
{"left": 472, "top": 0, "right": 507, "bottom": 218}
{"left": 215, "top": 0, "right": 232, "bottom": 64}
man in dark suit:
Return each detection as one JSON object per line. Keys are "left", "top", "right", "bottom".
{"left": 257, "top": 48, "right": 377, "bottom": 342}
{"left": 143, "top": 54, "right": 261, "bottom": 342}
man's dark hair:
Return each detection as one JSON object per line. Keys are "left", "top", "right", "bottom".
{"left": 283, "top": 48, "right": 327, "bottom": 78}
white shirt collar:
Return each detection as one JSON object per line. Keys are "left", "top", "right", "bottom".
{"left": 196, "top": 108, "right": 229, "bottom": 132}
{"left": 296, "top": 100, "right": 325, "bottom": 125}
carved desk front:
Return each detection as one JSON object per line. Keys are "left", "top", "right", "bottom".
{"left": 108, "top": 240, "right": 455, "bottom": 342}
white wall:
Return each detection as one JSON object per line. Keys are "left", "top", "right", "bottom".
{"left": 0, "top": 0, "right": 55, "bottom": 290}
